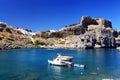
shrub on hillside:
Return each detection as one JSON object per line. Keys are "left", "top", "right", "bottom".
{"left": 34, "top": 40, "right": 47, "bottom": 46}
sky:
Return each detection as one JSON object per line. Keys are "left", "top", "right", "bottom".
{"left": 0, "top": 0, "right": 120, "bottom": 31}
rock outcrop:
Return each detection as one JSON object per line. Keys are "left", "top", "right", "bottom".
{"left": 80, "top": 16, "right": 112, "bottom": 30}
{"left": 36, "top": 16, "right": 113, "bottom": 38}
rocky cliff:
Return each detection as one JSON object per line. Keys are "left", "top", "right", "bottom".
{"left": 71, "top": 27, "right": 118, "bottom": 49}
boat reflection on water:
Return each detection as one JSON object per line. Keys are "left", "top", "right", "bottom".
{"left": 48, "top": 65, "right": 62, "bottom": 73}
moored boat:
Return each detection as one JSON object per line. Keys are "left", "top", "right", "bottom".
{"left": 48, "top": 54, "right": 73, "bottom": 66}
{"left": 48, "top": 54, "right": 85, "bottom": 68}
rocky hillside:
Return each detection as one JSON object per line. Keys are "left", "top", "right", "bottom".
{"left": 0, "top": 22, "right": 33, "bottom": 50}
{"left": 0, "top": 16, "right": 120, "bottom": 50}
{"left": 0, "top": 23, "right": 22, "bottom": 34}
{"left": 35, "top": 24, "right": 85, "bottom": 38}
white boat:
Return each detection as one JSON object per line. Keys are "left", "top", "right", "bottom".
{"left": 48, "top": 54, "right": 73, "bottom": 66}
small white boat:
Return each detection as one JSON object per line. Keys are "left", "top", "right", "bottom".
{"left": 48, "top": 54, "right": 85, "bottom": 68}
{"left": 48, "top": 54, "right": 73, "bottom": 66}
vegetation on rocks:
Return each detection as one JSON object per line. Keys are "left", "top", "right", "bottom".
{"left": 34, "top": 40, "right": 47, "bottom": 47}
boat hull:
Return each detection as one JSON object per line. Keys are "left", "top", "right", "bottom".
{"left": 48, "top": 60, "right": 67, "bottom": 66}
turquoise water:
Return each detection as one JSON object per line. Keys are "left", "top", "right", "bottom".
{"left": 0, "top": 48, "right": 120, "bottom": 80}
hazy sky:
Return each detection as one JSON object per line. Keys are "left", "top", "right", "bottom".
{"left": 0, "top": 0, "right": 120, "bottom": 31}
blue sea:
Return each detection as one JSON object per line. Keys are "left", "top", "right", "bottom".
{"left": 0, "top": 48, "right": 120, "bottom": 80}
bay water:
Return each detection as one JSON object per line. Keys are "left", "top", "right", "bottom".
{"left": 0, "top": 48, "right": 120, "bottom": 80}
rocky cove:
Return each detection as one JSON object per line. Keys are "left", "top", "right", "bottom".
{"left": 0, "top": 16, "right": 120, "bottom": 50}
